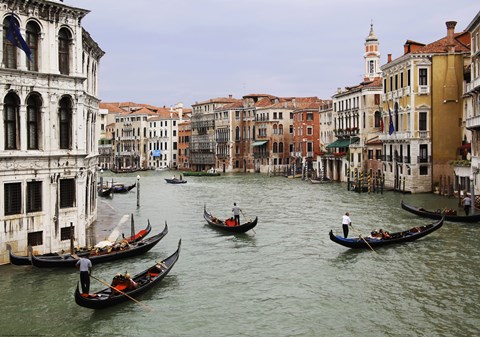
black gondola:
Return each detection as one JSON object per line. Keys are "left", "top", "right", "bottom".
{"left": 204, "top": 205, "right": 258, "bottom": 233}
{"left": 74, "top": 239, "right": 181, "bottom": 309}
{"left": 98, "top": 186, "right": 114, "bottom": 197}
{"left": 112, "top": 183, "right": 136, "bottom": 193}
{"left": 6, "top": 223, "right": 153, "bottom": 266}
{"left": 29, "top": 223, "right": 168, "bottom": 268}
{"left": 164, "top": 178, "right": 187, "bottom": 184}
{"left": 401, "top": 200, "right": 480, "bottom": 223}
{"left": 329, "top": 216, "right": 444, "bottom": 249}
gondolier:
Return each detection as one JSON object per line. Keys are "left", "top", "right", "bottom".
{"left": 76, "top": 256, "right": 92, "bottom": 295}
{"left": 463, "top": 194, "right": 472, "bottom": 215}
{"left": 342, "top": 212, "right": 352, "bottom": 238}
{"left": 232, "top": 203, "right": 241, "bottom": 226}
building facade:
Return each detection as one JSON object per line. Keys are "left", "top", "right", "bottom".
{"left": 0, "top": 0, "right": 104, "bottom": 263}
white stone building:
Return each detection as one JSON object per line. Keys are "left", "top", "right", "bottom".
{"left": 0, "top": 0, "right": 104, "bottom": 264}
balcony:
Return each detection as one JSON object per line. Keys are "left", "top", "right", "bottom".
{"left": 466, "top": 77, "right": 480, "bottom": 93}
{"left": 417, "top": 156, "right": 431, "bottom": 164}
{"left": 418, "top": 85, "right": 430, "bottom": 95}
{"left": 404, "top": 156, "right": 411, "bottom": 164}
{"left": 466, "top": 115, "right": 480, "bottom": 129}
{"left": 404, "top": 86, "right": 411, "bottom": 96}
{"left": 417, "top": 130, "right": 430, "bottom": 139}
{"left": 379, "top": 131, "right": 411, "bottom": 142}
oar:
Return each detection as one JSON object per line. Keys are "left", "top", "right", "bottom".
{"left": 240, "top": 209, "right": 256, "bottom": 234}
{"left": 90, "top": 274, "right": 153, "bottom": 311}
{"left": 350, "top": 225, "right": 378, "bottom": 254}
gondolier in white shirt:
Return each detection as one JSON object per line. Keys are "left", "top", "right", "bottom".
{"left": 76, "top": 256, "right": 92, "bottom": 295}
{"left": 232, "top": 202, "right": 241, "bottom": 226}
{"left": 342, "top": 212, "right": 352, "bottom": 238}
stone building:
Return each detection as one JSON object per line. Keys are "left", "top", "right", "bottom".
{"left": 0, "top": 0, "right": 104, "bottom": 263}
{"left": 380, "top": 21, "right": 470, "bottom": 193}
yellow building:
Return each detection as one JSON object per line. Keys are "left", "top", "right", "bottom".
{"left": 380, "top": 21, "right": 470, "bottom": 193}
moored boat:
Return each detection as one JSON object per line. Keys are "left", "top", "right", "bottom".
{"left": 164, "top": 178, "right": 187, "bottom": 184}
{"left": 74, "top": 239, "right": 181, "bottom": 309}
{"left": 98, "top": 186, "right": 114, "bottom": 197}
{"left": 329, "top": 216, "right": 444, "bottom": 249}
{"left": 182, "top": 169, "right": 220, "bottom": 177}
{"left": 401, "top": 200, "right": 480, "bottom": 223}
{"left": 29, "top": 223, "right": 168, "bottom": 268}
{"left": 204, "top": 205, "right": 258, "bottom": 233}
{"left": 111, "top": 183, "right": 136, "bottom": 193}
{"left": 6, "top": 223, "right": 153, "bottom": 265}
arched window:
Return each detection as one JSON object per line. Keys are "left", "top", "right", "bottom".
{"left": 273, "top": 142, "right": 278, "bottom": 153}
{"left": 279, "top": 142, "right": 284, "bottom": 153}
{"left": 235, "top": 126, "right": 240, "bottom": 141}
{"left": 58, "top": 28, "right": 71, "bottom": 75}
{"left": 3, "top": 16, "right": 18, "bottom": 69}
{"left": 273, "top": 124, "right": 278, "bottom": 135}
{"left": 59, "top": 97, "right": 72, "bottom": 149}
{"left": 27, "top": 94, "right": 42, "bottom": 149}
{"left": 374, "top": 111, "right": 381, "bottom": 128}
{"left": 26, "top": 21, "right": 40, "bottom": 71}
{"left": 4, "top": 92, "right": 20, "bottom": 150}
{"left": 279, "top": 124, "right": 284, "bottom": 135}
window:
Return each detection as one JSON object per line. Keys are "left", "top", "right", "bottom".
{"left": 27, "top": 94, "right": 41, "bottom": 149}
{"left": 273, "top": 142, "right": 278, "bottom": 153}
{"left": 407, "top": 69, "right": 411, "bottom": 87}
{"left": 27, "top": 181, "right": 42, "bottom": 213}
{"left": 28, "top": 231, "right": 43, "bottom": 246}
{"left": 419, "top": 166, "right": 428, "bottom": 175}
{"left": 58, "top": 28, "right": 71, "bottom": 75}
{"left": 3, "top": 16, "right": 18, "bottom": 69}
{"left": 61, "top": 226, "right": 74, "bottom": 241}
{"left": 307, "top": 127, "right": 313, "bottom": 135}
{"left": 4, "top": 182, "right": 22, "bottom": 215}
{"left": 419, "top": 68, "right": 428, "bottom": 86}
{"left": 26, "top": 21, "right": 40, "bottom": 71}
{"left": 59, "top": 97, "right": 72, "bottom": 149}
{"left": 368, "top": 150, "right": 373, "bottom": 160}
{"left": 279, "top": 142, "right": 284, "bottom": 153}
{"left": 374, "top": 111, "right": 381, "bottom": 128}
{"left": 419, "top": 112, "right": 427, "bottom": 131}
{"left": 369, "top": 60, "right": 374, "bottom": 75}
{"left": 60, "top": 178, "right": 75, "bottom": 208}
{"left": 4, "top": 93, "right": 20, "bottom": 150}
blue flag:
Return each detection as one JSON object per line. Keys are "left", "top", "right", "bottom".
{"left": 6, "top": 13, "right": 33, "bottom": 62}
{"left": 388, "top": 109, "right": 395, "bottom": 135}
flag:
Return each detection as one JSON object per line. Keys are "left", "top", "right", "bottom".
{"left": 6, "top": 13, "right": 33, "bottom": 62}
{"left": 388, "top": 109, "right": 395, "bottom": 135}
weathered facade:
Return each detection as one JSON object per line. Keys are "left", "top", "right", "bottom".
{"left": 380, "top": 21, "right": 470, "bottom": 193}
{"left": 0, "top": 0, "right": 104, "bottom": 263}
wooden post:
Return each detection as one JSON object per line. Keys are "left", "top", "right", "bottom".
{"left": 136, "top": 175, "right": 140, "bottom": 207}
{"left": 131, "top": 213, "right": 135, "bottom": 239}
{"left": 458, "top": 182, "right": 462, "bottom": 207}
{"left": 70, "top": 222, "right": 74, "bottom": 255}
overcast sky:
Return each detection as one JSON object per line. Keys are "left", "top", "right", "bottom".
{"left": 67, "top": 0, "right": 477, "bottom": 108}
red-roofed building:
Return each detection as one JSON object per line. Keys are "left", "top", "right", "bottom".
{"left": 380, "top": 20, "right": 471, "bottom": 193}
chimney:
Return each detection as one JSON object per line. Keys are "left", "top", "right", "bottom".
{"left": 446, "top": 21, "right": 457, "bottom": 52}
{"left": 388, "top": 54, "right": 392, "bottom": 63}
{"left": 229, "top": 94, "right": 232, "bottom": 98}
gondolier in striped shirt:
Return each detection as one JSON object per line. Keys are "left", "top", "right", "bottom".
{"left": 342, "top": 212, "right": 352, "bottom": 238}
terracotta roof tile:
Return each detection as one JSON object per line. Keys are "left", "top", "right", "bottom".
{"left": 409, "top": 32, "right": 470, "bottom": 54}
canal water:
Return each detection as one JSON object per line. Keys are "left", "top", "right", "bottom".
{"left": 1, "top": 171, "right": 479, "bottom": 337}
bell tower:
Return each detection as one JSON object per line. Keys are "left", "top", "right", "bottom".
{"left": 364, "top": 23, "right": 381, "bottom": 80}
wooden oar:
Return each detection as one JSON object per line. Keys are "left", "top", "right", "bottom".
{"left": 240, "top": 209, "right": 256, "bottom": 234}
{"left": 90, "top": 274, "right": 153, "bottom": 311}
{"left": 350, "top": 225, "right": 378, "bottom": 254}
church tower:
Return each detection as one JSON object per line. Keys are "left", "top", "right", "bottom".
{"left": 364, "top": 23, "right": 381, "bottom": 80}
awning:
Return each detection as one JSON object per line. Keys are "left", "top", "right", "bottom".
{"left": 326, "top": 137, "right": 359, "bottom": 149}
{"left": 252, "top": 140, "right": 268, "bottom": 147}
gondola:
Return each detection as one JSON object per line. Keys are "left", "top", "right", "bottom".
{"left": 164, "top": 178, "right": 187, "bottom": 184}
{"left": 111, "top": 183, "right": 136, "bottom": 193}
{"left": 329, "top": 216, "right": 444, "bottom": 249}
{"left": 29, "top": 223, "right": 168, "bottom": 268}
{"left": 401, "top": 200, "right": 480, "bottom": 223}
{"left": 204, "top": 205, "right": 258, "bottom": 233}
{"left": 6, "top": 223, "right": 153, "bottom": 266}
{"left": 74, "top": 239, "right": 181, "bottom": 309}
{"left": 98, "top": 186, "right": 114, "bottom": 197}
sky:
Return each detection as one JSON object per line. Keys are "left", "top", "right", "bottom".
{"left": 67, "top": 0, "right": 478, "bottom": 108}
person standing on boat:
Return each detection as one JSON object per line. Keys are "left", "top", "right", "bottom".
{"left": 76, "top": 256, "right": 92, "bottom": 295}
{"left": 342, "top": 212, "right": 352, "bottom": 238}
{"left": 463, "top": 194, "right": 472, "bottom": 215}
{"left": 232, "top": 202, "right": 241, "bottom": 226}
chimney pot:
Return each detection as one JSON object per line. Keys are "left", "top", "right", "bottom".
{"left": 388, "top": 54, "right": 392, "bottom": 63}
